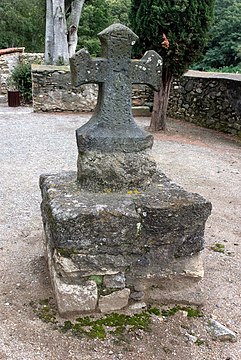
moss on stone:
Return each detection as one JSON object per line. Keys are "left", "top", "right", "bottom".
{"left": 89, "top": 275, "right": 103, "bottom": 286}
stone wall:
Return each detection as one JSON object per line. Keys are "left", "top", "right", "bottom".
{"left": 31, "top": 66, "right": 155, "bottom": 113}
{"left": 0, "top": 51, "right": 44, "bottom": 96}
{"left": 0, "top": 51, "right": 23, "bottom": 94}
{"left": 168, "top": 70, "right": 241, "bottom": 136}
{"left": 32, "top": 65, "right": 98, "bottom": 112}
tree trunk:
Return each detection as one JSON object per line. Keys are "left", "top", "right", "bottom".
{"left": 45, "top": 0, "right": 69, "bottom": 65}
{"left": 52, "top": 0, "right": 69, "bottom": 65}
{"left": 68, "top": 0, "right": 85, "bottom": 58}
{"left": 149, "top": 68, "right": 173, "bottom": 132}
{"left": 45, "top": 0, "right": 54, "bottom": 64}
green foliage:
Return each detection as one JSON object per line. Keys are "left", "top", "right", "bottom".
{"left": 78, "top": 0, "right": 131, "bottom": 56}
{"left": 77, "top": 0, "right": 111, "bottom": 55}
{"left": 195, "top": 0, "right": 241, "bottom": 69}
{"left": 161, "top": 305, "right": 203, "bottom": 318}
{"left": 10, "top": 63, "right": 32, "bottom": 103}
{"left": 89, "top": 275, "right": 103, "bottom": 285}
{"left": 108, "top": 0, "right": 131, "bottom": 25}
{"left": 60, "top": 311, "right": 151, "bottom": 339}
{"left": 147, "top": 307, "right": 161, "bottom": 316}
{"left": 30, "top": 298, "right": 57, "bottom": 324}
{"left": 129, "top": 0, "right": 215, "bottom": 77}
{"left": 210, "top": 243, "right": 225, "bottom": 253}
{"left": 192, "top": 65, "right": 241, "bottom": 74}
{"left": 0, "top": 0, "right": 45, "bottom": 51}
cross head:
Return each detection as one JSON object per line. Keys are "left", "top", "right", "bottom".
{"left": 70, "top": 24, "right": 163, "bottom": 153}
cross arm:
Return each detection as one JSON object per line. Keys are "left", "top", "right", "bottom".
{"left": 70, "top": 49, "right": 107, "bottom": 87}
{"left": 131, "top": 50, "right": 163, "bottom": 91}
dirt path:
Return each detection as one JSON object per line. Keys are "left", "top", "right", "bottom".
{"left": 0, "top": 108, "right": 240, "bottom": 359}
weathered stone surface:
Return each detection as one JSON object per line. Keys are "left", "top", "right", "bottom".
{"left": 52, "top": 272, "right": 98, "bottom": 316}
{"left": 77, "top": 150, "right": 157, "bottom": 191}
{"left": 168, "top": 70, "right": 241, "bottom": 137}
{"left": 208, "top": 319, "right": 237, "bottom": 342}
{"left": 32, "top": 65, "right": 97, "bottom": 112}
{"left": 40, "top": 171, "right": 211, "bottom": 259}
{"left": 40, "top": 170, "right": 211, "bottom": 310}
{"left": 55, "top": 251, "right": 128, "bottom": 277}
{"left": 39, "top": 26, "right": 212, "bottom": 316}
{"left": 103, "top": 273, "right": 126, "bottom": 289}
{"left": 128, "top": 302, "right": 147, "bottom": 312}
{"left": 70, "top": 24, "right": 162, "bottom": 153}
{"left": 46, "top": 244, "right": 98, "bottom": 315}
{"left": 127, "top": 253, "right": 205, "bottom": 305}
{"left": 98, "top": 288, "right": 130, "bottom": 313}
{"left": 130, "top": 291, "right": 145, "bottom": 301}
{"left": 69, "top": 24, "right": 163, "bottom": 190}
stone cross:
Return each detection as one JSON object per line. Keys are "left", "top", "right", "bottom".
{"left": 70, "top": 24, "right": 163, "bottom": 154}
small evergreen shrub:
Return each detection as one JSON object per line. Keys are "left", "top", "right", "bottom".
{"left": 10, "top": 63, "right": 32, "bottom": 103}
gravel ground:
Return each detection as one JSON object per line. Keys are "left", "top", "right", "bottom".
{"left": 0, "top": 106, "right": 240, "bottom": 360}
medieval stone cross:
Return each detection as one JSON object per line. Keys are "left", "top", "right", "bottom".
{"left": 70, "top": 24, "right": 163, "bottom": 154}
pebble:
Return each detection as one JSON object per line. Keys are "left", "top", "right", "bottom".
{"left": 208, "top": 319, "right": 237, "bottom": 342}
{"left": 185, "top": 333, "right": 197, "bottom": 343}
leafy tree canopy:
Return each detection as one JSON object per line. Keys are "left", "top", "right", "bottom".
{"left": 0, "top": 0, "right": 45, "bottom": 51}
{"left": 194, "top": 0, "right": 241, "bottom": 70}
{"left": 0, "top": 0, "right": 131, "bottom": 54}
{"left": 130, "top": 0, "right": 215, "bottom": 77}
{"left": 78, "top": 0, "right": 131, "bottom": 56}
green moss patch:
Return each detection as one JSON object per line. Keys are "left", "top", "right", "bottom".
{"left": 30, "top": 297, "right": 57, "bottom": 324}
{"left": 210, "top": 243, "right": 225, "bottom": 253}
{"left": 32, "top": 299, "right": 203, "bottom": 341}
{"left": 161, "top": 305, "right": 203, "bottom": 318}
{"left": 60, "top": 311, "right": 152, "bottom": 340}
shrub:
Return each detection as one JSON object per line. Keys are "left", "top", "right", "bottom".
{"left": 10, "top": 63, "right": 32, "bottom": 103}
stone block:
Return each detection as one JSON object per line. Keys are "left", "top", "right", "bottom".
{"left": 40, "top": 170, "right": 211, "bottom": 314}
{"left": 98, "top": 288, "right": 130, "bottom": 313}
{"left": 46, "top": 244, "right": 98, "bottom": 316}
{"left": 103, "top": 273, "right": 126, "bottom": 289}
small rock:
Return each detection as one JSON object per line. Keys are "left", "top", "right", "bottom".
{"left": 130, "top": 291, "right": 145, "bottom": 301}
{"left": 185, "top": 333, "right": 197, "bottom": 343}
{"left": 208, "top": 319, "right": 237, "bottom": 342}
{"left": 179, "top": 310, "right": 188, "bottom": 317}
{"left": 98, "top": 288, "right": 130, "bottom": 313}
{"left": 128, "top": 302, "right": 147, "bottom": 311}
{"left": 103, "top": 272, "right": 125, "bottom": 289}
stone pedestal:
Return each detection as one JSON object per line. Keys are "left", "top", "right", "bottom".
{"left": 40, "top": 24, "right": 212, "bottom": 316}
{"left": 40, "top": 171, "right": 211, "bottom": 316}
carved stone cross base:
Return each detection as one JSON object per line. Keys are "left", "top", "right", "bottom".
{"left": 77, "top": 150, "right": 157, "bottom": 191}
{"left": 40, "top": 171, "right": 211, "bottom": 316}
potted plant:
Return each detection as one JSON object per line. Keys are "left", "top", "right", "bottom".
{"left": 7, "top": 63, "right": 32, "bottom": 106}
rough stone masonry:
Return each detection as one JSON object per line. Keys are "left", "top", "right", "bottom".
{"left": 40, "top": 24, "right": 212, "bottom": 316}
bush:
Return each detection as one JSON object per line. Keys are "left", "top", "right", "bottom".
{"left": 192, "top": 64, "right": 241, "bottom": 74}
{"left": 10, "top": 63, "right": 32, "bottom": 103}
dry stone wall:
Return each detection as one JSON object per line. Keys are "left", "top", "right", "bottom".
{"left": 32, "top": 65, "right": 98, "bottom": 112}
{"left": 0, "top": 51, "right": 44, "bottom": 96}
{"left": 168, "top": 70, "right": 241, "bottom": 137}
{"left": 0, "top": 52, "right": 22, "bottom": 94}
